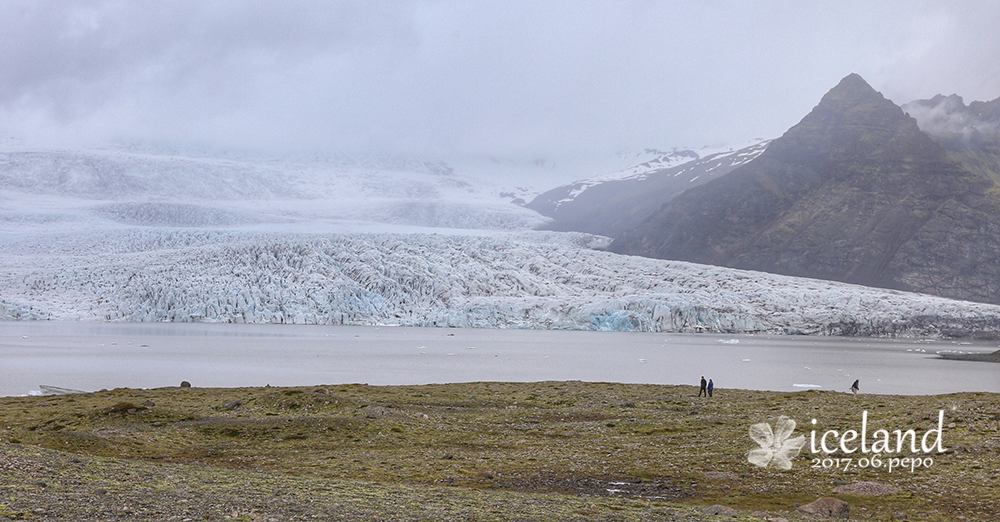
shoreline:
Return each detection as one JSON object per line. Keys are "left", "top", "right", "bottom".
{"left": 15, "top": 379, "right": 1000, "bottom": 399}
{"left": 937, "top": 349, "right": 1000, "bottom": 363}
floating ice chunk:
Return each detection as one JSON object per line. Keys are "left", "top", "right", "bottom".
{"left": 718, "top": 339, "right": 740, "bottom": 344}
{"left": 792, "top": 384, "right": 822, "bottom": 388}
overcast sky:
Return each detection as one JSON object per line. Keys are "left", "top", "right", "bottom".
{"left": 2, "top": 0, "right": 998, "bottom": 164}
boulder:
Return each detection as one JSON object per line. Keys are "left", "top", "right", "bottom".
{"left": 796, "top": 497, "right": 849, "bottom": 518}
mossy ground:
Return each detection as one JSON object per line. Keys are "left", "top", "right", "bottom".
{"left": 1, "top": 382, "right": 997, "bottom": 520}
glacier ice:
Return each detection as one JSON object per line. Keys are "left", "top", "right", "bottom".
{"left": 4, "top": 229, "right": 1000, "bottom": 337}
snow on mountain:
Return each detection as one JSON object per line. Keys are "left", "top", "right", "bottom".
{"left": 3, "top": 228, "right": 1000, "bottom": 337}
{"left": 543, "top": 140, "right": 770, "bottom": 209}
{"left": 523, "top": 140, "right": 772, "bottom": 238}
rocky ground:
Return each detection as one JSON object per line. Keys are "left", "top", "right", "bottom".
{"left": 1, "top": 381, "right": 997, "bottom": 521}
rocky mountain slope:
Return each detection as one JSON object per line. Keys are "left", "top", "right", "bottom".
{"left": 610, "top": 74, "right": 1000, "bottom": 305}
{"left": 524, "top": 142, "right": 768, "bottom": 237}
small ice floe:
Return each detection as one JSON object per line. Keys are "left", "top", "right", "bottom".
{"left": 466, "top": 346, "right": 476, "bottom": 350}
{"left": 742, "top": 359, "right": 751, "bottom": 362}
{"left": 638, "top": 358, "right": 647, "bottom": 364}
{"left": 803, "top": 366, "right": 811, "bottom": 370}
{"left": 37, "top": 385, "right": 86, "bottom": 395}
{"left": 718, "top": 339, "right": 740, "bottom": 344}
{"left": 792, "top": 384, "right": 822, "bottom": 389}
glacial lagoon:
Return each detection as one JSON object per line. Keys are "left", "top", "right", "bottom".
{"left": 2, "top": 322, "right": 998, "bottom": 397}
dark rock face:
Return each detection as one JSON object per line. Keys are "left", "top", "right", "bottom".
{"left": 610, "top": 74, "right": 1000, "bottom": 304}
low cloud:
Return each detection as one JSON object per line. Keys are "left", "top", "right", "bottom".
{"left": 0, "top": 1, "right": 998, "bottom": 170}
{"left": 903, "top": 95, "right": 1000, "bottom": 144}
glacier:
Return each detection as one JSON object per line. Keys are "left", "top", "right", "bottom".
{"left": 5, "top": 228, "right": 1000, "bottom": 337}
{"left": 4, "top": 144, "right": 1000, "bottom": 337}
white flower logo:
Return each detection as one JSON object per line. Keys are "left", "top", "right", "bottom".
{"left": 747, "top": 416, "right": 806, "bottom": 470}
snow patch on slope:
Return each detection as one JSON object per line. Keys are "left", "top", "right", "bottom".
{"left": 550, "top": 140, "right": 770, "bottom": 207}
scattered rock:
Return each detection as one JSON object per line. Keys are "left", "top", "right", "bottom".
{"left": 796, "top": 497, "right": 849, "bottom": 518}
{"left": 704, "top": 471, "right": 740, "bottom": 481}
{"left": 702, "top": 504, "right": 739, "bottom": 517}
{"left": 832, "top": 481, "right": 899, "bottom": 495}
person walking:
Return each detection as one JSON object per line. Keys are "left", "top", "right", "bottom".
{"left": 850, "top": 379, "right": 859, "bottom": 397}
{"left": 698, "top": 376, "right": 707, "bottom": 397}
{"left": 707, "top": 379, "right": 714, "bottom": 398}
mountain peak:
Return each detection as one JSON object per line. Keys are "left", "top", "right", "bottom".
{"left": 834, "top": 72, "right": 872, "bottom": 90}
{"left": 763, "top": 72, "right": 932, "bottom": 165}
{"left": 813, "top": 73, "right": 885, "bottom": 108}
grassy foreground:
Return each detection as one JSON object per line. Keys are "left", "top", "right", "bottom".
{"left": 0, "top": 381, "right": 997, "bottom": 521}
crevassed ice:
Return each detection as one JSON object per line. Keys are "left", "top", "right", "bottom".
{"left": 3, "top": 229, "right": 1000, "bottom": 334}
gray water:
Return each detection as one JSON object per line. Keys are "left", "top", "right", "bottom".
{"left": 2, "top": 322, "right": 998, "bottom": 397}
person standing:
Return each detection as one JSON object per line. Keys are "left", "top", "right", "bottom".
{"left": 850, "top": 379, "right": 859, "bottom": 397}
{"left": 707, "top": 379, "right": 714, "bottom": 398}
{"left": 698, "top": 376, "right": 707, "bottom": 397}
